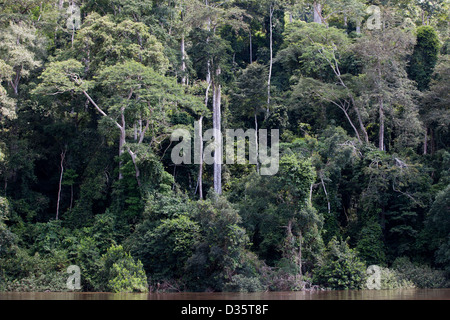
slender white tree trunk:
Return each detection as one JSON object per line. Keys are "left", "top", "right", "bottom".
{"left": 118, "top": 106, "right": 126, "bottom": 180}
{"left": 196, "top": 116, "right": 204, "bottom": 199}
{"left": 56, "top": 149, "right": 66, "bottom": 220}
{"left": 181, "top": 34, "right": 187, "bottom": 85}
{"left": 267, "top": 4, "right": 274, "bottom": 119}
{"left": 249, "top": 29, "right": 253, "bottom": 64}
{"left": 379, "top": 96, "right": 384, "bottom": 151}
{"left": 127, "top": 147, "right": 142, "bottom": 187}
{"left": 119, "top": 127, "right": 125, "bottom": 180}
{"left": 212, "top": 70, "right": 222, "bottom": 195}
{"left": 298, "top": 231, "right": 303, "bottom": 278}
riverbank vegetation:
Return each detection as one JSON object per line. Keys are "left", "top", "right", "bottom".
{"left": 0, "top": 0, "right": 449, "bottom": 293}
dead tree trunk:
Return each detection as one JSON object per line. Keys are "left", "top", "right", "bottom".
{"left": 212, "top": 69, "right": 222, "bottom": 195}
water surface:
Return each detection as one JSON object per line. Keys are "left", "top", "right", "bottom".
{"left": 1, "top": 289, "right": 449, "bottom": 300}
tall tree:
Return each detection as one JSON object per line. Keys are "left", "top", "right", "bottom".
{"left": 232, "top": 62, "right": 268, "bottom": 172}
{"left": 0, "top": 60, "right": 15, "bottom": 119}
{"left": 185, "top": 0, "right": 248, "bottom": 195}
{"left": 305, "top": 0, "right": 365, "bottom": 27}
{"left": 33, "top": 59, "right": 202, "bottom": 186}
{"left": 278, "top": 22, "right": 369, "bottom": 144}
{"left": 422, "top": 54, "right": 450, "bottom": 154}
{"left": 0, "top": 21, "right": 46, "bottom": 96}
{"left": 354, "top": 11, "right": 420, "bottom": 151}
{"left": 72, "top": 13, "right": 169, "bottom": 76}
{"left": 267, "top": 1, "right": 275, "bottom": 118}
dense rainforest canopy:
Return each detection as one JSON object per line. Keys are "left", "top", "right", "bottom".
{"left": 0, "top": 0, "right": 449, "bottom": 293}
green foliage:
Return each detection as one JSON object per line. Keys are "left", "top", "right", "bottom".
{"left": 3, "top": 271, "right": 69, "bottom": 292}
{"left": 0, "top": 0, "right": 449, "bottom": 294}
{"left": 356, "top": 220, "right": 386, "bottom": 266}
{"left": 97, "top": 244, "right": 148, "bottom": 293}
{"left": 126, "top": 214, "right": 200, "bottom": 281}
{"left": 278, "top": 21, "right": 350, "bottom": 81}
{"left": 75, "top": 236, "right": 102, "bottom": 291}
{"left": 425, "top": 184, "right": 450, "bottom": 273}
{"left": 378, "top": 267, "right": 415, "bottom": 290}
{"left": 73, "top": 13, "right": 169, "bottom": 73}
{"left": 408, "top": 25, "right": 441, "bottom": 91}
{"left": 0, "top": 222, "right": 17, "bottom": 259}
{"left": 0, "top": 231, "right": 72, "bottom": 292}
{"left": 231, "top": 62, "right": 268, "bottom": 122}
{"left": 185, "top": 195, "right": 251, "bottom": 291}
{"left": 0, "top": 196, "right": 14, "bottom": 251}
{"left": 422, "top": 55, "right": 450, "bottom": 151}
{"left": 313, "top": 238, "right": 367, "bottom": 290}
{"left": 32, "top": 59, "right": 90, "bottom": 96}
{"left": 223, "top": 274, "right": 265, "bottom": 292}
{"left": 393, "top": 257, "right": 449, "bottom": 288}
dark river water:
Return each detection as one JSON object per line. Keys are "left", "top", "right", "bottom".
{"left": 0, "top": 289, "right": 449, "bottom": 300}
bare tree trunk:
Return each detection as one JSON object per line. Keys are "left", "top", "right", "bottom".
{"left": 56, "top": 149, "right": 66, "bottom": 220}
{"left": 255, "top": 113, "right": 259, "bottom": 173}
{"left": 197, "top": 116, "right": 204, "bottom": 199}
{"left": 298, "top": 230, "right": 303, "bottom": 278}
{"left": 71, "top": 14, "right": 75, "bottom": 48}
{"left": 203, "top": 0, "right": 213, "bottom": 196}
{"left": 10, "top": 68, "right": 20, "bottom": 96}
{"left": 249, "top": 29, "right": 253, "bottom": 64}
{"left": 356, "top": 19, "right": 361, "bottom": 34}
{"left": 320, "top": 172, "right": 330, "bottom": 216}
{"left": 323, "top": 96, "right": 362, "bottom": 144}
{"left": 181, "top": 34, "right": 187, "bottom": 85}
{"left": 126, "top": 147, "right": 142, "bottom": 187}
{"left": 118, "top": 127, "right": 125, "bottom": 180}
{"left": 313, "top": 1, "right": 322, "bottom": 24}
{"left": 285, "top": 219, "right": 302, "bottom": 277}
{"left": 317, "top": 48, "right": 368, "bottom": 144}
{"left": 200, "top": 55, "right": 212, "bottom": 199}
{"left": 212, "top": 70, "right": 222, "bottom": 195}
{"left": 267, "top": 4, "right": 274, "bottom": 119}
{"left": 354, "top": 99, "right": 368, "bottom": 143}
{"left": 343, "top": 106, "right": 362, "bottom": 144}
{"left": 118, "top": 106, "right": 126, "bottom": 180}
{"left": 379, "top": 96, "right": 384, "bottom": 151}
{"left": 83, "top": 90, "right": 137, "bottom": 181}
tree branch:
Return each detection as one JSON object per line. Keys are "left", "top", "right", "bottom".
{"left": 82, "top": 90, "right": 122, "bottom": 130}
